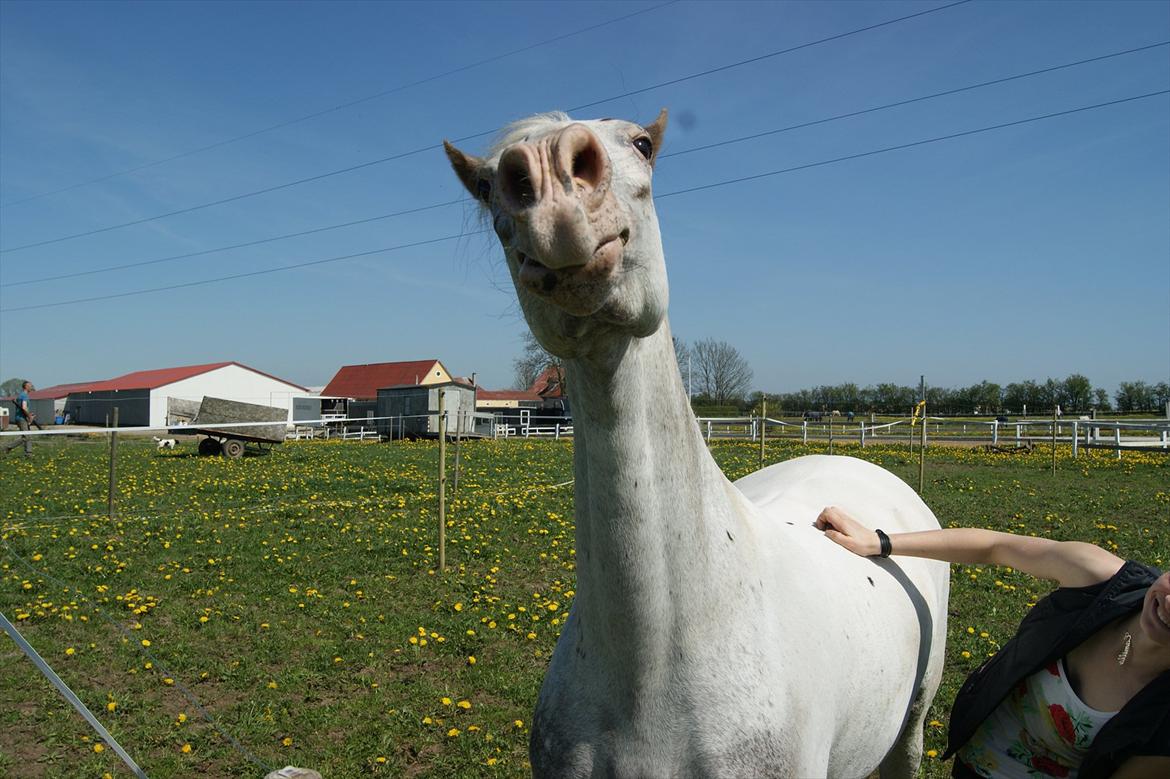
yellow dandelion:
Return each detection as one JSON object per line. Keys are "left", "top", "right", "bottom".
{"left": 926, "top": 749, "right": 938, "bottom": 758}
{"left": 467, "top": 655, "right": 477, "bottom": 665}
{"left": 446, "top": 728, "right": 460, "bottom": 738}
{"left": 106, "top": 701, "right": 117, "bottom": 713}
{"left": 267, "top": 681, "right": 278, "bottom": 689}
{"left": 65, "top": 647, "right": 75, "bottom": 656}
{"left": 181, "top": 743, "right": 192, "bottom": 754}
{"left": 94, "top": 743, "right": 105, "bottom": 753}
{"left": 457, "top": 700, "right": 471, "bottom": 710}
{"left": 441, "top": 696, "right": 452, "bottom": 706}
{"left": 281, "top": 736, "right": 293, "bottom": 747}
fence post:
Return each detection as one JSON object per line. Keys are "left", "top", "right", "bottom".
{"left": 918, "top": 402, "right": 926, "bottom": 494}
{"left": 1115, "top": 427, "right": 1122, "bottom": 460}
{"left": 706, "top": 420, "right": 712, "bottom": 444}
{"left": 107, "top": 407, "right": 119, "bottom": 519}
{"left": 992, "top": 420, "right": 999, "bottom": 446}
{"left": 438, "top": 392, "right": 446, "bottom": 572}
{"left": 1051, "top": 407, "right": 1058, "bottom": 476}
{"left": 453, "top": 410, "right": 463, "bottom": 495}
{"left": 1071, "top": 421, "right": 1078, "bottom": 459}
{"left": 802, "top": 420, "right": 808, "bottom": 444}
{"left": 759, "top": 399, "right": 766, "bottom": 469}
{"left": 860, "top": 423, "right": 865, "bottom": 448}
{"left": 1016, "top": 424, "right": 1021, "bottom": 445}
{"left": 555, "top": 423, "right": 560, "bottom": 441}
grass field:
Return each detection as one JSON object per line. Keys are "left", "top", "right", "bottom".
{"left": 1, "top": 436, "right": 1166, "bottom": 778}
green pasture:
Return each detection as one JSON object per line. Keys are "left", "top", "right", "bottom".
{"left": 1, "top": 436, "right": 1166, "bottom": 777}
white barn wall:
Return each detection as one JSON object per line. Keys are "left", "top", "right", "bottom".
{"left": 149, "top": 365, "right": 307, "bottom": 427}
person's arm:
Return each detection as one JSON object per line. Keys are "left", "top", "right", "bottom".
{"left": 814, "top": 505, "right": 1124, "bottom": 588}
{"left": 1109, "top": 756, "right": 1170, "bottom": 778}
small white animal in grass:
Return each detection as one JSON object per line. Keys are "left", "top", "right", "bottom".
{"left": 152, "top": 436, "right": 177, "bottom": 450}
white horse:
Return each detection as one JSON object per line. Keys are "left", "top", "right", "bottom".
{"left": 445, "top": 110, "right": 949, "bottom": 778}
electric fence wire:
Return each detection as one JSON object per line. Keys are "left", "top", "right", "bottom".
{"left": 5, "top": 37, "right": 1164, "bottom": 290}
{"left": 0, "top": 1, "right": 681, "bottom": 209}
{"left": 0, "top": 0, "right": 974, "bottom": 255}
{"left": 0, "top": 534, "right": 277, "bottom": 775}
{"left": 3, "top": 87, "right": 1166, "bottom": 314}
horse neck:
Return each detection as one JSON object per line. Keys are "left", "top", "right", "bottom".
{"left": 564, "top": 320, "right": 743, "bottom": 658}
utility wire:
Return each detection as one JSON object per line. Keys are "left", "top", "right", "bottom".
{"left": 0, "top": 0, "right": 972, "bottom": 255}
{"left": 1, "top": 199, "right": 464, "bottom": 288}
{"left": 654, "top": 89, "right": 1169, "bottom": 200}
{"left": 658, "top": 40, "right": 1170, "bottom": 161}
{"left": 3, "top": 36, "right": 1161, "bottom": 289}
{"left": 3, "top": 88, "right": 1164, "bottom": 315}
{"left": 1, "top": 230, "right": 490, "bottom": 312}
{"left": 0, "top": 1, "right": 680, "bottom": 209}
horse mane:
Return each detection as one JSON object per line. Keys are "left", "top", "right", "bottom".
{"left": 487, "top": 111, "right": 572, "bottom": 159}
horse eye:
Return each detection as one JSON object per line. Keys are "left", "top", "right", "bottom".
{"left": 476, "top": 178, "right": 492, "bottom": 202}
{"left": 633, "top": 136, "right": 653, "bottom": 160}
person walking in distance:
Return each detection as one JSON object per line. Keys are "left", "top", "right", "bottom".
{"left": 4, "top": 380, "right": 35, "bottom": 457}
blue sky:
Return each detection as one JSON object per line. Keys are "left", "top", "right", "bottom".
{"left": 1, "top": 0, "right": 1167, "bottom": 396}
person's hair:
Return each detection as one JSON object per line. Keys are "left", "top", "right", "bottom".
{"left": 22, "top": 381, "right": 32, "bottom": 389}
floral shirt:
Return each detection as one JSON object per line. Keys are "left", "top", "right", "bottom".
{"left": 958, "top": 659, "right": 1116, "bottom": 778}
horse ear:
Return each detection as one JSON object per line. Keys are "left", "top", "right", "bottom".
{"left": 645, "top": 109, "right": 668, "bottom": 167}
{"left": 444, "top": 141, "right": 485, "bottom": 198}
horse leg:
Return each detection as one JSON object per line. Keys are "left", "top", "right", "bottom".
{"left": 877, "top": 689, "right": 929, "bottom": 779}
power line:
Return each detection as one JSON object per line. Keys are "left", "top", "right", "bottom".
{"left": 3, "top": 37, "right": 1160, "bottom": 289}
{"left": 0, "top": 0, "right": 972, "bottom": 255}
{"left": 0, "top": 1, "right": 680, "bottom": 209}
{"left": 1, "top": 230, "right": 489, "bottom": 312}
{"left": 658, "top": 40, "right": 1170, "bottom": 161}
{"left": 3, "top": 88, "right": 1163, "bottom": 315}
{"left": 654, "top": 89, "right": 1169, "bottom": 200}
{"left": 1, "top": 198, "right": 465, "bottom": 288}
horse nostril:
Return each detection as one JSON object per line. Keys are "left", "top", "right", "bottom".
{"left": 499, "top": 147, "right": 538, "bottom": 210}
{"left": 572, "top": 145, "right": 601, "bottom": 191}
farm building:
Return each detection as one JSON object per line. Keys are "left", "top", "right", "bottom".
{"left": 376, "top": 381, "right": 493, "bottom": 439}
{"left": 476, "top": 365, "right": 570, "bottom": 429}
{"left": 63, "top": 361, "right": 310, "bottom": 428}
{"left": 1, "top": 381, "right": 98, "bottom": 425}
{"left": 320, "top": 359, "right": 455, "bottom": 422}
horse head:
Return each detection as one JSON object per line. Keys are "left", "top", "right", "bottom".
{"left": 445, "top": 110, "right": 669, "bottom": 358}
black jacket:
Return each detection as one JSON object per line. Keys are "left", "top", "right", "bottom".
{"left": 944, "top": 561, "right": 1170, "bottom": 779}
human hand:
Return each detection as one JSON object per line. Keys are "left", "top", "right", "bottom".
{"left": 814, "top": 506, "right": 881, "bottom": 557}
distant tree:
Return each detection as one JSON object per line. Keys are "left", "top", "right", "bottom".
{"left": 1062, "top": 374, "right": 1093, "bottom": 413}
{"left": 1115, "top": 381, "right": 1156, "bottom": 413}
{"left": 1154, "top": 382, "right": 1170, "bottom": 413}
{"left": 1093, "top": 388, "right": 1112, "bottom": 411}
{"left": 512, "top": 331, "right": 559, "bottom": 391}
{"left": 673, "top": 337, "right": 691, "bottom": 396}
{"left": 691, "top": 339, "right": 753, "bottom": 406}
{"left": 1, "top": 378, "right": 26, "bottom": 397}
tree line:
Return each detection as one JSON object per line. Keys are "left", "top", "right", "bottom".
{"left": 751, "top": 376, "right": 1170, "bottom": 416}
{"left": 514, "top": 335, "right": 1166, "bottom": 416}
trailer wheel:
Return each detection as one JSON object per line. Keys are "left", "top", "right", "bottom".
{"left": 222, "top": 439, "right": 245, "bottom": 459}
{"left": 198, "top": 437, "right": 221, "bottom": 456}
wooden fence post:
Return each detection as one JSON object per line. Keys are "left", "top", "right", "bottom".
{"left": 1051, "top": 407, "right": 1058, "bottom": 475}
{"left": 918, "top": 402, "right": 926, "bottom": 495}
{"left": 438, "top": 392, "right": 446, "bottom": 572}
{"left": 107, "top": 407, "right": 119, "bottom": 519}
{"left": 1071, "top": 421, "right": 1078, "bottom": 459}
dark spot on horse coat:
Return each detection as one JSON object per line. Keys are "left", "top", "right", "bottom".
{"left": 785, "top": 521, "right": 794, "bottom": 526}
{"left": 542, "top": 271, "right": 558, "bottom": 292}
{"left": 726, "top": 530, "right": 734, "bottom": 542}
{"left": 868, "top": 576, "right": 875, "bottom": 586}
